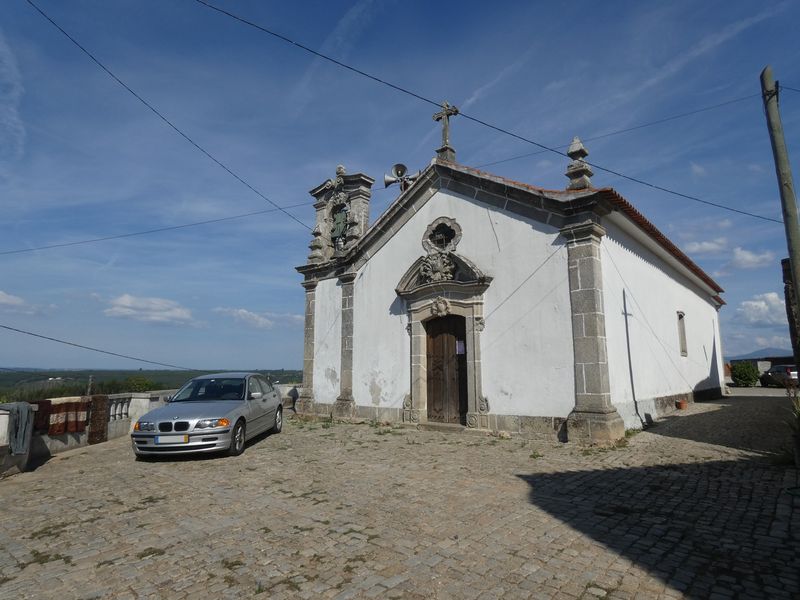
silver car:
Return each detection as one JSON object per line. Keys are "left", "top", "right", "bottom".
{"left": 759, "top": 364, "right": 798, "bottom": 388}
{"left": 131, "top": 372, "right": 282, "bottom": 458}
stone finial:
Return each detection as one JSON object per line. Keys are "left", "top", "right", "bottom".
{"left": 565, "top": 136, "right": 594, "bottom": 190}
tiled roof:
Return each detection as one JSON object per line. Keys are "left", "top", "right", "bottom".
{"left": 437, "top": 160, "right": 724, "bottom": 297}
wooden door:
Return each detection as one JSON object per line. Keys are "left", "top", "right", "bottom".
{"left": 426, "top": 316, "right": 468, "bottom": 424}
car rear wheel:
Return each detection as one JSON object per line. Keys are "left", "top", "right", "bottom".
{"left": 270, "top": 407, "right": 283, "bottom": 434}
{"left": 229, "top": 420, "right": 246, "bottom": 456}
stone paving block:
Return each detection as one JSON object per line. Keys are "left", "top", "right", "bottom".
{"left": 1, "top": 391, "right": 799, "bottom": 599}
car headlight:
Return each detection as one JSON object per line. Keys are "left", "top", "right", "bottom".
{"left": 195, "top": 418, "right": 231, "bottom": 429}
{"left": 135, "top": 421, "right": 155, "bottom": 432}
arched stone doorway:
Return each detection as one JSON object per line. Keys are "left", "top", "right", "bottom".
{"left": 396, "top": 216, "right": 492, "bottom": 429}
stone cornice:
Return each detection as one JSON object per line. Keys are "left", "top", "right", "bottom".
{"left": 396, "top": 279, "right": 492, "bottom": 303}
{"left": 309, "top": 172, "right": 376, "bottom": 199}
{"left": 560, "top": 222, "right": 607, "bottom": 243}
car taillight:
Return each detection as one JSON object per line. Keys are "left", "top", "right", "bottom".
{"left": 787, "top": 368, "right": 792, "bottom": 374}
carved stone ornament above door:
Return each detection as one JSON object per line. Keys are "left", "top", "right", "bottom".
{"left": 395, "top": 217, "right": 492, "bottom": 302}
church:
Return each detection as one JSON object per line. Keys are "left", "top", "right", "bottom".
{"left": 295, "top": 104, "right": 725, "bottom": 444}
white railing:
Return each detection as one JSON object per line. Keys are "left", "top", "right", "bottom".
{"left": 107, "top": 396, "right": 131, "bottom": 421}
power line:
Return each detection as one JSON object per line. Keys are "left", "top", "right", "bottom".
{"left": 459, "top": 111, "right": 783, "bottom": 224}
{"left": 25, "top": 0, "right": 311, "bottom": 231}
{"left": 476, "top": 94, "right": 760, "bottom": 169}
{"left": 0, "top": 201, "right": 313, "bottom": 256}
{"left": 782, "top": 85, "right": 800, "bottom": 94}
{"left": 0, "top": 324, "right": 196, "bottom": 370}
{"left": 193, "top": 0, "right": 782, "bottom": 225}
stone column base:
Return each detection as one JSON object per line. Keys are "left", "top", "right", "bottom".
{"left": 332, "top": 397, "right": 357, "bottom": 419}
{"left": 294, "top": 396, "right": 315, "bottom": 415}
{"left": 466, "top": 412, "right": 489, "bottom": 429}
{"left": 402, "top": 408, "right": 424, "bottom": 424}
{"left": 567, "top": 409, "right": 625, "bottom": 445}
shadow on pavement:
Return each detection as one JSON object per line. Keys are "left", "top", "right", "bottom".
{"left": 518, "top": 458, "right": 799, "bottom": 598}
{"left": 643, "top": 392, "right": 794, "bottom": 457}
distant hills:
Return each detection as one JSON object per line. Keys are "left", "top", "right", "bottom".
{"left": 726, "top": 347, "right": 793, "bottom": 361}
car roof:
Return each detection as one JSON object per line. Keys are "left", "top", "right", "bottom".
{"left": 192, "top": 372, "right": 259, "bottom": 380}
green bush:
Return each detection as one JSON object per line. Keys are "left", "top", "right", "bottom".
{"left": 730, "top": 361, "right": 760, "bottom": 387}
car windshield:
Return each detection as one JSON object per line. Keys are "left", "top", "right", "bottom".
{"left": 172, "top": 378, "right": 245, "bottom": 402}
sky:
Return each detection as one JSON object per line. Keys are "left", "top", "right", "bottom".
{"left": 1, "top": 0, "right": 799, "bottom": 370}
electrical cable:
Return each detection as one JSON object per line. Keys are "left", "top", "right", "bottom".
{"left": 0, "top": 201, "right": 313, "bottom": 256}
{"left": 193, "top": 0, "right": 782, "bottom": 225}
{"left": 476, "top": 94, "right": 761, "bottom": 169}
{"left": 782, "top": 85, "right": 800, "bottom": 93}
{"left": 0, "top": 324, "right": 196, "bottom": 370}
{"left": 25, "top": 0, "right": 311, "bottom": 231}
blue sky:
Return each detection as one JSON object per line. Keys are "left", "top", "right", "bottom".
{"left": 1, "top": 0, "right": 799, "bottom": 369}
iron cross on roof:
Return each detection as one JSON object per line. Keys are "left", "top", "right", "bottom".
{"left": 433, "top": 101, "right": 459, "bottom": 162}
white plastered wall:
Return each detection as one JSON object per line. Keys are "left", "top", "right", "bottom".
{"left": 351, "top": 188, "right": 575, "bottom": 417}
{"left": 601, "top": 217, "right": 724, "bottom": 429}
{"left": 312, "top": 277, "right": 342, "bottom": 405}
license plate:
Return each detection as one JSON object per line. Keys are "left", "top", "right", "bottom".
{"left": 155, "top": 435, "right": 188, "bottom": 444}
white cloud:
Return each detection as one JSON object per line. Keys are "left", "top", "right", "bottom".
{"left": 629, "top": 6, "right": 785, "bottom": 98}
{"left": 462, "top": 46, "right": 536, "bottom": 111}
{"left": 0, "top": 290, "right": 49, "bottom": 315}
{"left": 685, "top": 237, "right": 726, "bottom": 254}
{"left": 0, "top": 28, "right": 25, "bottom": 178}
{"left": 718, "top": 219, "right": 733, "bottom": 229}
{"left": 105, "top": 294, "right": 193, "bottom": 325}
{"left": 290, "top": 0, "right": 378, "bottom": 114}
{"left": 736, "top": 292, "right": 786, "bottom": 326}
{"left": 543, "top": 79, "right": 569, "bottom": 94}
{"left": 0, "top": 290, "right": 25, "bottom": 308}
{"left": 416, "top": 44, "right": 537, "bottom": 153}
{"left": 690, "top": 162, "right": 707, "bottom": 177}
{"left": 265, "top": 312, "right": 305, "bottom": 326}
{"left": 215, "top": 307, "right": 274, "bottom": 329}
{"left": 215, "top": 308, "right": 304, "bottom": 329}
{"left": 754, "top": 334, "right": 790, "bottom": 349}
{"left": 730, "top": 247, "right": 775, "bottom": 269}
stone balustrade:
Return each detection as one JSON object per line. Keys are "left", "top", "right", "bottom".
{"left": 107, "top": 395, "right": 131, "bottom": 421}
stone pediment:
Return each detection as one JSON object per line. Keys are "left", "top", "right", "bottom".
{"left": 396, "top": 252, "right": 492, "bottom": 301}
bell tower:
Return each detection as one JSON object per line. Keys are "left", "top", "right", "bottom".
{"left": 307, "top": 165, "right": 374, "bottom": 263}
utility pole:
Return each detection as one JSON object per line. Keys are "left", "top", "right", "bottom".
{"left": 761, "top": 66, "right": 800, "bottom": 367}
{"left": 86, "top": 374, "right": 93, "bottom": 397}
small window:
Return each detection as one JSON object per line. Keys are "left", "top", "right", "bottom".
{"left": 677, "top": 312, "right": 687, "bottom": 356}
{"left": 430, "top": 223, "right": 456, "bottom": 250}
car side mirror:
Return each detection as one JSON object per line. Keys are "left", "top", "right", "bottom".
{"left": 164, "top": 395, "right": 172, "bottom": 403}
{"left": 249, "top": 391, "right": 263, "bottom": 400}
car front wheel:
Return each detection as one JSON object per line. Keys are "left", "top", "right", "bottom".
{"left": 229, "top": 420, "right": 246, "bottom": 456}
{"left": 271, "top": 407, "right": 283, "bottom": 434}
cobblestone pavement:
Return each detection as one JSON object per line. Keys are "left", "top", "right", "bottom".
{"left": 1, "top": 390, "right": 798, "bottom": 599}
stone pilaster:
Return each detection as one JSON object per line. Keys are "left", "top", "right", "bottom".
{"left": 465, "top": 313, "right": 489, "bottom": 430}
{"left": 405, "top": 318, "right": 426, "bottom": 424}
{"left": 333, "top": 273, "right": 357, "bottom": 418}
{"left": 295, "top": 280, "right": 317, "bottom": 414}
{"left": 561, "top": 222, "right": 625, "bottom": 444}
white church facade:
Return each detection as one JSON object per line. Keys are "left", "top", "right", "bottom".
{"left": 295, "top": 134, "right": 724, "bottom": 444}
